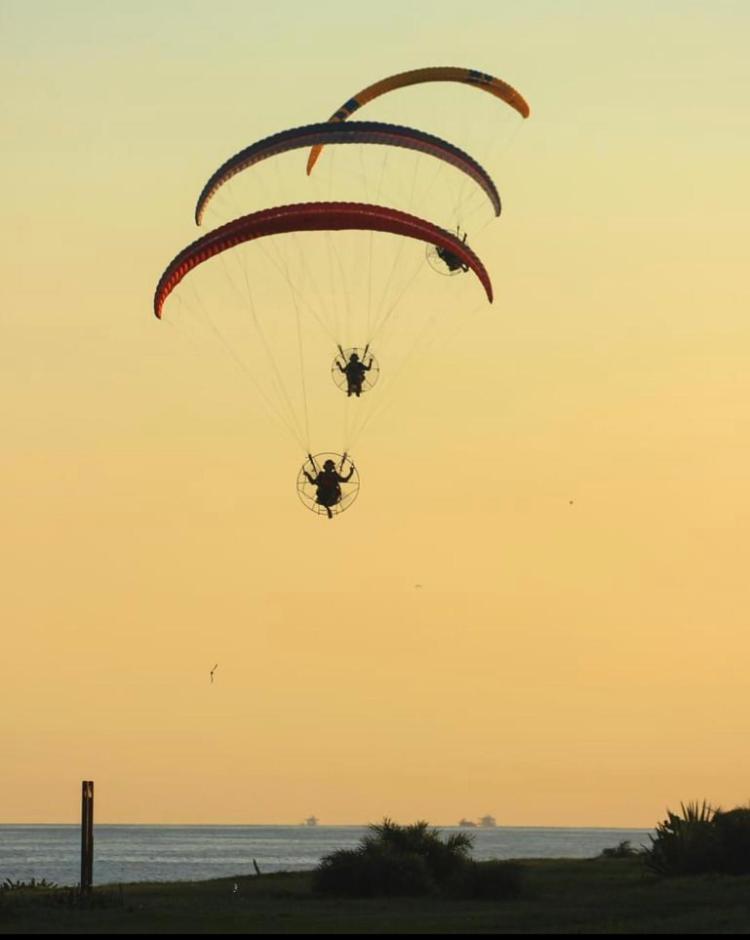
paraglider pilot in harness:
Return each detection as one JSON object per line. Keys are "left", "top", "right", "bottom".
{"left": 303, "top": 455, "right": 355, "bottom": 519}
{"left": 336, "top": 346, "right": 373, "bottom": 397}
{"left": 436, "top": 227, "right": 470, "bottom": 273}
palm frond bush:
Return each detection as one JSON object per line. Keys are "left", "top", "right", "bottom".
{"left": 644, "top": 800, "right": 750, "bottom": 876}
{"left": 600, "top": 840, "right": 639, "bottom": 859}
{"left": 712, "top": 807, "right": 750, "bottom": 874}
{"left": 313, "top": 818, "right": 521, "bottom": 899}
{"left": 364, "top": 819, "right": 473, "bottom": 884}
{"left": 312, "top": 843, "right": 435, "bottom": 897}
{"left": 645, "top": 800, "right": 718, "bottom": 876}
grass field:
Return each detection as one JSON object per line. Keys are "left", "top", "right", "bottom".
{"left": 2, "top": 858, "right": 749, "bottom": 934}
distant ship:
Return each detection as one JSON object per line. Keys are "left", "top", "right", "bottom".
{"left": 479, "top": 815, "right": 497, "bottom": 828}
{"left": 458, "top": 818, "right": 478, "bottom": 828}
{"left": 304, "top": 815, "right": 319, "bottom": 827}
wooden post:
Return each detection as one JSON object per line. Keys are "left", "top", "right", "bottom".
{"left": 80, "top": 780, "right": 94, "bottom": 893}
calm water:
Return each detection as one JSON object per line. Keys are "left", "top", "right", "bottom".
{"left": 0, "top": 825, "right": 654, "bottom": 887}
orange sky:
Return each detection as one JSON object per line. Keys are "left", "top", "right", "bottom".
{"left": 2, "top": 0, "right": 750, "bottom": 826}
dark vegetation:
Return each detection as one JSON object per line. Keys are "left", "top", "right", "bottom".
{"left": 312, "top": 818, "right": 522, "bottom": 900}
{"left": 644, "top": 800, "right": 750, "bottom": 876}
{"left": 599, "top": 840, "right": 641, "bottom": 859}
{"left": 2, "top": 879, "right": 58, "bottom": 891}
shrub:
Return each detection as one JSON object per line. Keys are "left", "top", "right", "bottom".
{"left": 313, "top": 818, "right": 474, "bottom": 898}
{"left": 600, "top": 840, "right": 639, "bottom": 859}
{"left": 645, "top": 800, "right": 718, "bottom": 876}
{"left": 363, "top": 819, "right": 473, "bottom": 884}
{"left": 712, "top": 807, "right": 750, "bottom": 875}
{"left": 1, "top": 878, "right": 58, "bottom": 891}
{"left": 643, "top": 800, "right": 750, "bottom": 876}
{"left": 313, "top": 844, "right": 435, "bottom": 898}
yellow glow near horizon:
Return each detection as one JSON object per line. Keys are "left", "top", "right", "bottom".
{"left": 2, "top": 0, "right": 750, "bottom": 826}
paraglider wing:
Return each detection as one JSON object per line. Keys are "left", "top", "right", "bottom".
{"left": 195, "top": 121, "right": 501, "bottom": 224}
{"left": 154, "top": 202, "right": 494, "bottom": 318}
{"left": 307, "top": 66, "right": 531, "bottom": 174}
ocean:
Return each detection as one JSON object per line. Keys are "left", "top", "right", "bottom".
{"left": 0, "top": 825, "right": 654, "bottom": 887}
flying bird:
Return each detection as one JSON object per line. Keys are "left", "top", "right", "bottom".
{"left": 210, "top": 664, "right": 218, "bottom": 683}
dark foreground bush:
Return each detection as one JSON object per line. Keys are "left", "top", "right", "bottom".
{"left": 313, "top": 844, "right": 436, "bottom": 897}
{"left": 313, "top": 818, "right": 519, "bottom": 899}
{"left": 712, "top": 807, "right": 750, "bottom": 874}
{"left": 645, "top": 800, "right": 750, "bottom": 876}
{"left": 451, "top": 860, "right": 524, "bottom": 900}
{"left": 314, "top": 819, "right": 525, "bottom": 900}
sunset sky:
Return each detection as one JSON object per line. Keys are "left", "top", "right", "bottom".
{"left": 3, "top": 0, "right": 750, "bottom": 827}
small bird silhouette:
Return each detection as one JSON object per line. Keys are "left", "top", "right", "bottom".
{"left": 210, "top": 664, "right": 218, "bottom": 683}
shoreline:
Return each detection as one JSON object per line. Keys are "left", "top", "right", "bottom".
{"left": 0, "top": 824, "right": 655, "bottom": 889}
